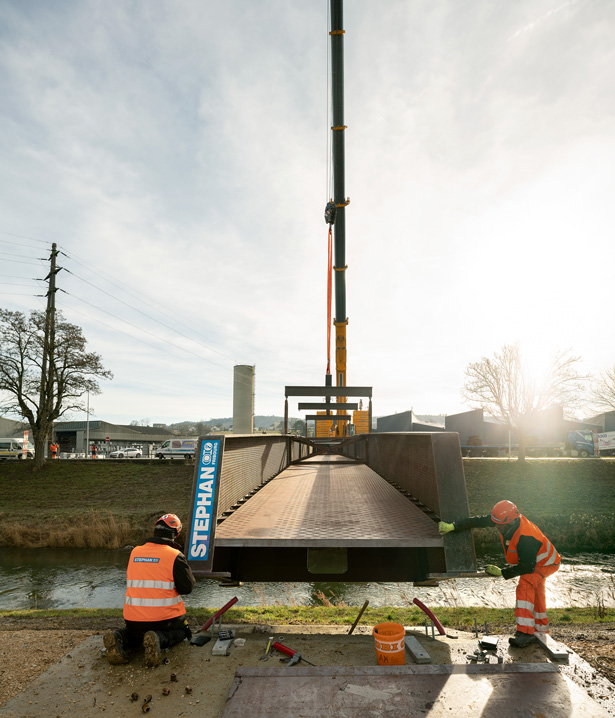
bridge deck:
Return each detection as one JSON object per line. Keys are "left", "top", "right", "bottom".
{"left": 215, "top": 455, "right": 442, "bottom": 548}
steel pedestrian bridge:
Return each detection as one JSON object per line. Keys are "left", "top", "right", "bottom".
{"left": 187, "top": 432, "right": 477, "bottom": 584}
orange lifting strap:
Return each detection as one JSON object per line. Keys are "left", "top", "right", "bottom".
{"left": 326, "top": 224, "right": 333, "bottom": 375}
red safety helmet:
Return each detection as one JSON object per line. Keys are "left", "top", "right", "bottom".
{"left": 491, "top": 500, "right": 521, "bottom": 525}
{"left": 155, "top": 513, "right": 182, "bottom": 536}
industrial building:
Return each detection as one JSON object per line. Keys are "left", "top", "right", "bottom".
{"left": 376, "top": 410, "right": 444, "bottom": 433}
{"left": 375, "top": 406, "right": 613, "bottom": 456}
{"left": 52, "top": 420, "right": 175, "bottom": 457}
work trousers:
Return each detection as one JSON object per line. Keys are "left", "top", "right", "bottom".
{"left": 119, "top": 615, "right": 191, "bottom": 651}
{"left": 515, "top": 563, "right": 560, "bottom": 636}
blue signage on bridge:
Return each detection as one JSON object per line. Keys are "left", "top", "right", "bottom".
{"left": 186, "top": 436, "right": 224, "bottom": 568}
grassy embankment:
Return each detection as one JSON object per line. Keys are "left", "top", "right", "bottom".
{"left": 1, "top": 458, "right": 614, "bottom": 552}
{"left": 1, "top": 604, "right": 613, "bottom": 630}
{"left": 463, "top": 459, "right": 615, "bottom": 554}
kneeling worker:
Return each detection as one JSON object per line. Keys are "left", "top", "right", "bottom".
{"left": 104, "top": 513, "right": 196, "bottom": 666}
{"left": 439, "top": 500, "right": 560, "bottom": 647}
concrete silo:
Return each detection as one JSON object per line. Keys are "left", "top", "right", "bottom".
{"left": 233, "top": 365, "right": 255, "bottom": 434}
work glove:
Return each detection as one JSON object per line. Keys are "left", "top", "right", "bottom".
{"left": 438, "top": 521, "right": 455, "bottom": 536}
{"left": 485, "top": 565, "right": 502, "bottom": 577}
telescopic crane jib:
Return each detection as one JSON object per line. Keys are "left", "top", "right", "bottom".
{"left": 326, "top": 0, "right": 349, "bottom": 437}
{"left": 284, "top": 0, "right": 372, "bottom": 440}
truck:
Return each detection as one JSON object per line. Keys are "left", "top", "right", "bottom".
{"left": 597, "top": 431, "right": 615, "bottom": 457}
{"left": 155, "top": 438, "right": 197, "bottom": 460}
{"left": 0, "top": 438, "right": 35, "bottom": 460}
{"left": 462, "top": 430, "right": 615, "bottom": 458}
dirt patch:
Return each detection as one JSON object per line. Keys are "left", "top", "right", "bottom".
{"left": 0, "top": 630, "right": 91, "bottom": 707}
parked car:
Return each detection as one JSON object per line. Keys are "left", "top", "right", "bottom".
{"left": 110, "top": 447, "right": 142, "bottom": 459}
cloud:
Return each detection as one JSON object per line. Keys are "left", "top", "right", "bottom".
{"left": 1, "top": 0, "right": 614, "bottom": 423}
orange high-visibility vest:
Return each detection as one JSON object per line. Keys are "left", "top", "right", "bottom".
{"left": 500, "top": 515, "right": 560, "bottom": 570}
{"left": 123, "top": 543, "right": 185, "bottom": 622}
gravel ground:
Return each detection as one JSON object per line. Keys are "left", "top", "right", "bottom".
{"left": 1, "top": 617, "right": 614, "bottom": 709}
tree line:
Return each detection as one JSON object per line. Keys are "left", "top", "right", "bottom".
{"left": 1, "top": 308, "right": 614, "bottom": 467}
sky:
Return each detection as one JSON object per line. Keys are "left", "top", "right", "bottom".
{"left": 1, "top": 0, "right": 614, "bottom": 427}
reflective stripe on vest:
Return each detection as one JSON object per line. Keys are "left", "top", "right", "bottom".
{"left": 127, "top": 580, "right": 176, "bottom": 590}
{"left": 123, "top": 543, "right": 185, "bottom": 622}
{"left": 125, "top": 595, "right": 184, "bottom": 607}
{"left": 501, "top": 515, "right": 561, "bottom": 570}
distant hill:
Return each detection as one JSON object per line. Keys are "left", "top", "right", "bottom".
{"left": 165, "top": 416, "right": 300, "bottom": 433}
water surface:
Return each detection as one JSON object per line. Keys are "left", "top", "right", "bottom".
{"left": 1, "top": 547, "right": 613, "bottom": 611}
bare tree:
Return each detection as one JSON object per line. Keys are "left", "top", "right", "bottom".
{"left": 591, "top": 366, "right": 615, "bottom": 411}
{"left": 0, "top": 309, "right": 112, "bottom": 467}
{"left": 461, "top": 343, "right": 588, "bottom": 460}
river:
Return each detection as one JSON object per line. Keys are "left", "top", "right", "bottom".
{"left": 1, "top": 548, "right": 614, "bottom": 611}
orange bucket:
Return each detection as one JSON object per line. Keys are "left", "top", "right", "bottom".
{"left": 373, "top": 622, "right": 406, "bottom": 665}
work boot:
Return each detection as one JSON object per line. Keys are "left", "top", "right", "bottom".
{"left": 144, "top": 630, "right": 162, "bottom": 667}
{"left": 508, "top": 631, "right": 537, "bottom": 647}
{"left": 103, "top": 630, "right": 129, "bottom": 665}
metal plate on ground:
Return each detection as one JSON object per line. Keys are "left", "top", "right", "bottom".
{"left": 405, "top": 636, "right": 432, "bottom": 664}
{"left": 536, "top": 633, "right": 571, "bottom": 662}
{"left": 215, "top": 457, "right": 441, "bottom": 548}
{"left": 222, "top": 665, "right": 610, "bottom": 718}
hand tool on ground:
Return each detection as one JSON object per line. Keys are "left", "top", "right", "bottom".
{"left": 348, "top": 600, "right": 369, "bottom": 635}
{"left": 272, "top": 641, "right": 315, "bottom": 666}
{"left": 259, "top": 636, "right": 274, "bottom": 661}
{"left": 190, "top": 596, "right": 238, "bottom": 646}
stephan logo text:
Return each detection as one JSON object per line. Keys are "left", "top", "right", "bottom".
{"left": 189, "top": 439, "right": 221, "bottom": 560}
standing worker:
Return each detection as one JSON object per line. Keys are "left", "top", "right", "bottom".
{"left": 91, "top": 443, "right": 97, "bottom": 459}
{"left": 104, "top": 513, "right": 196, "bottom": 667}
{"left": 439, "top": 500, "right": 561, "bottom": 647}
{"left": 49, "top": 441, "right": 58, "bottom": 459}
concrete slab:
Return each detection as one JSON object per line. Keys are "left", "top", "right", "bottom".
{"left": 223, "top": 664, "right": 610, "bottom": 718}
{"left": 1, "top": 626, "right": 613, "bottom": 718}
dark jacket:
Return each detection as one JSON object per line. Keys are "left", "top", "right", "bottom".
{"left": 454, "top": 515, "right": 543, "bottom": 580}
{"left": 142, "top": 536, "right": 196, "bottom": 595}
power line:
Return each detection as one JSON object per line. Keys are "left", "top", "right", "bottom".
{"left": 62, "top": 290, "right": 272, "bottom": 394}
{"left": 0, "top": 234, "right": 282, "bottom": 392}
{"left": 0, "top": 282, "right": 38, "bottom": 288}
{"left": 16, "top": 241, "right": 279, "bottom": 375}
{"left": 64, "top": 268, "right": 229, "bottom": 360}
{"left": 62, "top": 301, "right": 265, "bottom": 400}
{"left": 0, "top": 258, "right": 45, "bottom": 266}
{"left": 61, "top": 249, "right": 234, "bottom": 357}
{"left": 0, "top": 230, "right": 53, "bottom": 245}
{"left": 1, "top": 235, "right": 281, "bottom": 371}
{"left": 0, "top": 237, "right": 49, "bottom": 252}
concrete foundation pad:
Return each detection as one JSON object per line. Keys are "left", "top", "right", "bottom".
{"left": 1, "top": 626, "right": 613, "bottom": 718}
{"left": 223, "top": 664, "right": 610, "bottom": 718}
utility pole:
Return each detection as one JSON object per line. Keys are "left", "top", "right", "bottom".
{"left": 86, "top": 390, "right": 90, "bottom": 459}
{"left": 39, "top": 243, "right": 60, "bottom": 448}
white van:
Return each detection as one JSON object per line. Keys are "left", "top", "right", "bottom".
{"left": 0, "top": 438, "right": 35, "bottom": 460}
{"left": 155, "top": 439, "right": 197, "bottom": 460}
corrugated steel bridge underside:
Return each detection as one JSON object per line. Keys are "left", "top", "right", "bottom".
{"left": 193, "top": 433, "right": 477, "bottom": 583}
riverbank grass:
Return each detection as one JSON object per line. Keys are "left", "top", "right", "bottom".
{"left": 1, "top": 606, "right": 613, "bottom": 630}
